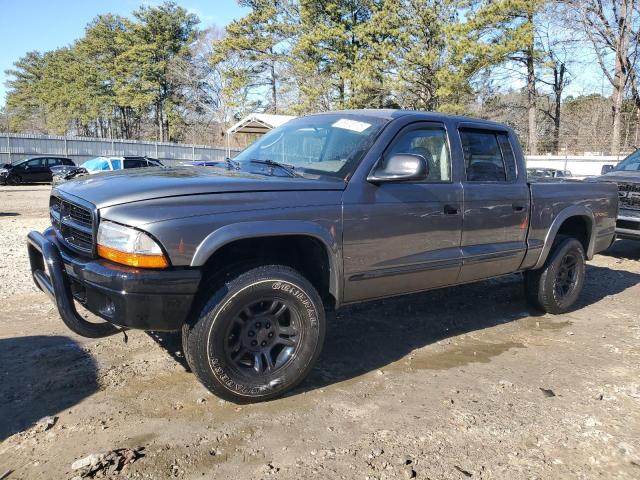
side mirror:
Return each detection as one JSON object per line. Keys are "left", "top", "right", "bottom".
{"left": 601, "top": 164, "right": 614, "bottom": 175}
{"left": 368, "top": 153, "right": 428, "bottom": 183}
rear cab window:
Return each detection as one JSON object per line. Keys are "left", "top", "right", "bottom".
{"left": 460, "top": 129, "right": 517, "bottom": 182}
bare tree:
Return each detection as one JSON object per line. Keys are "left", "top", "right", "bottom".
{"left": 568, "top": 0, "right": 640, "bottom": 154}
{"left": 536, "top": 11, "right": 578, "bottom": 154}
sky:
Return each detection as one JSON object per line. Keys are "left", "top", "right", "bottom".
{"left": 0, "top": 0, "right": 247, "bottom": 105}
{"left": 0, "top": 0, "right": 607, "bottom": 107}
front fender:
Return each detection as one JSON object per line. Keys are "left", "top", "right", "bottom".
{"left": 533, "top": 205, "right": 595, "bottom": 270}
{"left": 190, "top": 220, "right": 342, "bottom": 303}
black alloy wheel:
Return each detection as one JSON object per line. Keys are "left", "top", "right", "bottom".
{"left": 224, "top": 298, "right": 300, "bottom": 376}
{"left": 553, "top": 252, "right": 579, "bottom": 299}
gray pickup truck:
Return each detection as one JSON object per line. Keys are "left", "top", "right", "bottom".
{"left": 600, "top": 151, "right": 640, "bottom": 240}
{"left": 27, "top": 110, "right": 618, "bottom": 402}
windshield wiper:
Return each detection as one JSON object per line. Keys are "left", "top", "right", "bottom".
{"left": 249, "top": 159, "right": 297, "bottom": 177}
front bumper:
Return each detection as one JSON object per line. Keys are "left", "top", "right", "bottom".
{"left": 615, "top": 208, "right": 640, "bottom": 240}
{"left": 27, "top": 227, "right": 201, "bottom": 332}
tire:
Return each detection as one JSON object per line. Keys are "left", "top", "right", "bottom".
{"left": 184, "top": 265, "right": 326, "bottom": 403}
{"left": 6, "top": 174, "right": 21, "bottom": 185}
{"left": 524, "top": 236, "right": 586, "bottom": 314}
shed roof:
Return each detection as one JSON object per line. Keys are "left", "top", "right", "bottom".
{"left": 227, "top": 113, "right": 296, "bottom": 135}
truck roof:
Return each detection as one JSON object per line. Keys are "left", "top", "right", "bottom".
{"left": 307, "top": 109, "right": 509, "bottom": 129}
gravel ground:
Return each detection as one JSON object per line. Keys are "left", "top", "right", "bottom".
{"left": 0, "top": 186, "right": 50, "bottom": 297}
{"left": 0, "top": 184, "right": 639, "bottom": 480}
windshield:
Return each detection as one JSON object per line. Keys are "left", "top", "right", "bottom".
{"left": 233, "top": 114, "right": 388, "bottom": 179}
{"left": 82, "top": 157, "right": 112, "bottom": 172}
{"left": 614, "top": 150, "right": 640, "bottom": 171}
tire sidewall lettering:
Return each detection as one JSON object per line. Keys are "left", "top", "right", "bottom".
{"left": 271, "top": 281, "right": 318, "bottom": 326}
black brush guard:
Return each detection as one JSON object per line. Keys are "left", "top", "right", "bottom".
{"left": 27, "top": 230, "right": 121, "bottom": 338}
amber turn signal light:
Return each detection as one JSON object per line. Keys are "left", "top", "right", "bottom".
{"left": 97, "top": 244, "right": 169, "bottom": 269}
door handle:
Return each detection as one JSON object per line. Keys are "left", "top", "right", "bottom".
{"left": 443, "top": 205, "right": 459, "bottom": 215}
{"left": 512, "top": 203, "right": 526, "bottom": 212}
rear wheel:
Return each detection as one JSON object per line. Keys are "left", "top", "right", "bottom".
{"left": 183, "top": 265, "right": 325, "bottom": 403}
{"left": 524, "top": 236, "right": 586, "bottom": 314}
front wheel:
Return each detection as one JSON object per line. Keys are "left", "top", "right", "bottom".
{"left": 524, "top": 237, "right": 586, "bottom": 314}
{"left": 6, "top": 174, "right": 21, "bottom": 185}
{"left": 184, "top": 265, "right": 326, "bottom": 403}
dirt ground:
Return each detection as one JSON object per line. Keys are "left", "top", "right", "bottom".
{"left": 1, "top": 184, "right": 639, "bottom": 480}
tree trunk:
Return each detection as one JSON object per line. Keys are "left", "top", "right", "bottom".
{"left": 553, "top": 93, "right": 561, "bottom": 154}
{"left": 269, "top": 49, "right": 277, "bottom": 113}
{"left": 155, "top": 101, "right": 162, "bottom": 142}
{"left": 526, "top": 12, "right": 538, "bottom": 155}
{"left": 611, "top": 59, "right": 625, "bottom": 155}
{"left": 553, "top": 63, "right": 565, "bottom": 154}
{"left": 610, "top": 0, "right": 630, "bottom": 155}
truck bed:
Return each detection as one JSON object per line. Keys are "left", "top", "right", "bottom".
{"left": 521, "top": 179, "right": 618, "bottom": 269}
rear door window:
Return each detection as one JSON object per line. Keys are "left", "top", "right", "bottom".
{"left": 460, "top": 130, "right": 516, "bottom": 182}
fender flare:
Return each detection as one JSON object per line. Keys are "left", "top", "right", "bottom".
{"left": 190, "top": 220, "right": 342, "bottom": 303}
{"left": 533, "top": 205, "right": 596, "bottom": 269}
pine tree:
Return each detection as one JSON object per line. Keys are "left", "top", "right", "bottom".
{"left": 292, "top": 0, "right": 388, "bottom": 110}
{"left": 211, "top": 0, "right": 295, "bottom": 114}
{"left": 451, "top": 0, "right": 546, "bottom": 153}
{"left": 122, "top": 2, "right": 199, "bottom": 141}
{"left": 387, "top": 0, "right": 463, "bottom": 111}
{"left": 4, "top": 51, "right": 47, "bottom": 132}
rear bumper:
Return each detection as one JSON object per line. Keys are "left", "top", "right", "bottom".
{"left": 27, "top": 227, "right": 201, "bottom": 331}
{"left": 615, "top": 209, "right": 640, "bottom": 240}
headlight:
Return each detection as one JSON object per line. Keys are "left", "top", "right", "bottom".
{"left": 0, "top": 169, "right": 8, "bottom": 175}
{"left": 97, "top": 221, "right": 168, "bottom": 268}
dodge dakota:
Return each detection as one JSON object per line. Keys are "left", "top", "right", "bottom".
{"left": 28, "top": 110, "right": 618, "bottom": 402}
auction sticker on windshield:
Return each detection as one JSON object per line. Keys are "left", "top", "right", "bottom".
{"left": 332, "top": 118, "right": 371, "bottom": 132}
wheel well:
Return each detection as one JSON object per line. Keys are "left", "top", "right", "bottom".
{"left": 556, "top": 216, "right": 590, "bottom": 253}
{"left": 200, "top": 235, "right": 335, "bottom": 310}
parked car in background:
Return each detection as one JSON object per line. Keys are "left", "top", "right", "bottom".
{"left": 599, "top": 149, "right": 640, "bottom": 240}
{"left": 28, "top": 110, "right": 618, "bottom": 403}
{"left": 178, "top": 160, "right": 227, "bottom": 167}
{"left": 0, "top": 156, "right": 75, "bottom": 185}
{"left": 51, "top": 156, "right": 163, "bottom": 185}
{"left": 527, "top": 168, "right": 572, "bottom": 179}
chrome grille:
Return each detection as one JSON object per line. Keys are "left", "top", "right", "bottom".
{"left": 618, "top": 183, "right": 640, "bottom": 210}
{"left": 50, "top": 196, "right": 94, "bottom": 253}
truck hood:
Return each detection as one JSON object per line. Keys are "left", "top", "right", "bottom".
{"left": 601, "top": 171, "right": 640, "bottom": 183}
{"left": 55, "top": 167, "right": 346, "bottom": 209}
